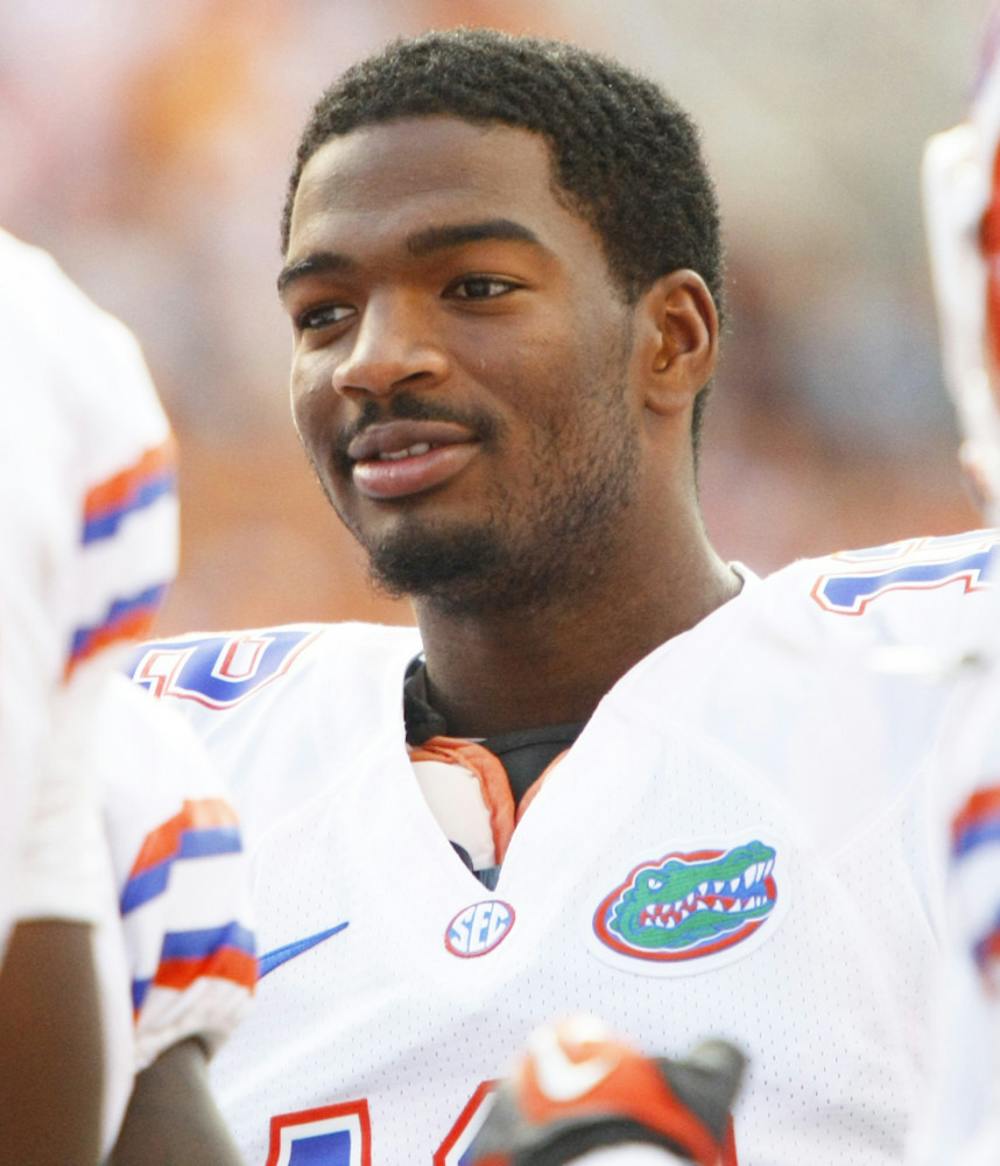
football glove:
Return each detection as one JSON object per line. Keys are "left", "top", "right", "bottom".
{"left": 467, "top": 1015, "right": 744, "bottom": 1166}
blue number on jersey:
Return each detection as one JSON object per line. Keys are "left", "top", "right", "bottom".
{"left": 284, "top": 1130, "right": 350, "bottom": 1165}
{"left": 128, "top": 628, "right": 319, "bottom": 709}
{"left": 260, "top": 1086, "right": 495, "bottom": 1165}
{"left": 266, "top": 1101, "right": 370, "bottom": 1166}
{"left": 811, "top": 531, "right": 1000, "bottom": 616}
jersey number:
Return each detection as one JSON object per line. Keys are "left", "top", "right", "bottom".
{"left": 266, "top": 1100, "right": 371, "bottom": 1165}
{"left": 811, "top": 531, "right": 999, "bottom": 616}
{"left": 265, "top": 1083, "right": 496, "bottom": 1165}
{"left": 266, "top": 1080, "right": 737, "bottom": 1163}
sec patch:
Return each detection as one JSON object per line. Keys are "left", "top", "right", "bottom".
{"left": 445, "top": 899, "right": 515, "bottom": 959}
{"left": 590, "top": 838, "right": 789, "bottom": 977}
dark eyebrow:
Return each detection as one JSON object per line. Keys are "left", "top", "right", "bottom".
{"left": 277, "top": 219, "right": 542, "bottom": 297}
{"left": 277, "top": 251, "right": 355, "bottom": 296}
{"left": 405, "top": 218, "right": 542, "bottom": 256}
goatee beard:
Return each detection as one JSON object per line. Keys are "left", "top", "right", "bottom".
{"left": 365, "top": 518, "right": 526, "bottom": 615}
{"left": 320, "top": 365, "right": 639, "bottom": 616}
{"left": 360, "top": 434, "right": 638, "bottom": 617}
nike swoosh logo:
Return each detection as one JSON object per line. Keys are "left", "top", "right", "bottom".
{"left": 529, "top": 1017, "right": 619, "bottom": 1102}
{"left": 259, "top": 921, "right": 349, "bottom": 979}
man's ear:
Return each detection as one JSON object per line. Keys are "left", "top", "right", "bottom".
{"left": 636, "top": 270, "right": 718, "bottom": 417}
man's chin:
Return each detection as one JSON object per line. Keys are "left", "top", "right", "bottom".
{"left": 363, "top": 525, "right": 508, "bottom": 612}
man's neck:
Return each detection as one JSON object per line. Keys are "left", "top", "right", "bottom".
{"left": 414, "top": 538, "right": 741, "bottom": 739}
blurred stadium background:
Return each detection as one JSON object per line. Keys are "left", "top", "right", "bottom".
{"left": 1, "top": 0, "right": 988, "bottom": 634}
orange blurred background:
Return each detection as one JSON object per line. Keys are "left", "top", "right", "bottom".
{"left": 1, "top": 0, "right": 985, "bottom": 635}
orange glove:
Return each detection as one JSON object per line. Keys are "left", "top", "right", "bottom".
{"left": 468, "top": 1016, "right": 744, "bottom": 1166}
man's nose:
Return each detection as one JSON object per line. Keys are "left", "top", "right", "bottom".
{"left": 330, "top": 291, "right": 449, "bottom": 400}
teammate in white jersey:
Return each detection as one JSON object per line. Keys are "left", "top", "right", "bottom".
{"left": 0, "top": 228, "right": 254, "bottom": 1164}
{"left": 124, "top": 30, "right": 983, "bottom": 1163}
{"left": 909, "top": 13, "right": 1000, "bottom": 1160}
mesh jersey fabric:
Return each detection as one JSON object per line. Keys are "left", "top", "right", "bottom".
{"left": 123, "top": 533, "right": 1000, "bottom": 1162}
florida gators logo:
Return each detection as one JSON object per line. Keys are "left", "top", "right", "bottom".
{"left": 593, "top": 841, "right": 781, "bottom": 973}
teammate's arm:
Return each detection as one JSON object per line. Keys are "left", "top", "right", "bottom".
{"left": 0, "top": 671, "right": 118, "bottom": 1166}
{"left": 0, "top": 921, "right": 103, "bottom": 1166}
{"left": 109, "top": 1037, "right": 244, "bottom": 1166}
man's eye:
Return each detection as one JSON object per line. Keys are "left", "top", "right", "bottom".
{"left": 448, "top": 276, "right": 518, "bottom": 300}
{"left": 296, "top": 304, "right": 355, "bottom": 331}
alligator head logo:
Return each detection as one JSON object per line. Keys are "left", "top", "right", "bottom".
{"left": 593, "top": 841, "right": 778, "bottom": 963}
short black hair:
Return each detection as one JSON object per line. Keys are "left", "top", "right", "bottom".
{"left": 283, "top": 28, "right": 724, "bottom": 450}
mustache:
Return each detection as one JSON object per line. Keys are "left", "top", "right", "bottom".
{"left": 333, "top": 394, "right": 500, "bottom": 469}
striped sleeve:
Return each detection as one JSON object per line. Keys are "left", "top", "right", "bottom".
{"left": 99, "top": 681, "right": 256, "bottom": 1072}
{"left": 0, "top": 231, "right": 180, "bottom": 944}
{"left": 121, "top": 794, "right": 256, "bottom": 1070}
{"left": 66, "top": 437, "right": 179, "bottom": 679}
{"left": 951, "top": 784, "right": 1000, "bottom": 990}
{"left": 82, "top": 441, "right": 178, "bottom": 547}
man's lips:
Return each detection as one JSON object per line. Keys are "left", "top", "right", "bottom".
{"left": 346, "top": 419, "right": 480, "bottom": 500}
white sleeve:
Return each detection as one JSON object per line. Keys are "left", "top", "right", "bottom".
{"left": 88, "top": 678, "right": 255, "bottom": 1155}
{"left": 0, "top": 228, "right": 178, "bottom": 954}
{"left": 909, "top": 664, "right": 1000, "bottom": 1164}
{"left": 98, "top": 679, "right": 256, "bottom": 1073}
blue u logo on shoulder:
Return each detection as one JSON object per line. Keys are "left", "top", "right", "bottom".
{"left": 445, "top": 899, "right": 515, "bottom": 958}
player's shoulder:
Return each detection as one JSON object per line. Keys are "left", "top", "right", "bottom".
{"left": 0, "top": 228, "right": 143, "bottom": 380}
{"left": 601, "top": 532, "right": 998, "bottom": 727}
{"left": 95, "top": 672, "right": 230, "bottom": 820}
{"left": 0, "top": 227, "right": 128, "bottom": 337}
{"left": 751, "top": 528, "right": 999, "bottom": 655}
{"left": 0, "top": 227, "right": 170, "bottom": 482}
{"left": 0, "top": 230, "right": 174, "bottom": 603}
{"left": 124, "top": 619, "right": 422, "bottom": 719}
{"left": 0, "top": 227, "right": 66, "bottom": 297}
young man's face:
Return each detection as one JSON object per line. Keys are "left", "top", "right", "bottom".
{"left": 281, "top": 116, "right": 644, "bottom": 612}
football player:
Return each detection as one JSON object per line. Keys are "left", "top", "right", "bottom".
{"left": 0, "top": 228, "right": 254, "bottom": 1164}
{"left": 910, "top": 11, "right": 1000, "bottom": 1161}
{"left": 127, "top": 30, "right": 992, "bottom": 1163}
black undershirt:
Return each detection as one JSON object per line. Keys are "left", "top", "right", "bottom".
{"left": 403, "top": 656, "right": 583, "bottom": 886}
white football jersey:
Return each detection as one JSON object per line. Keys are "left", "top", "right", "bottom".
{"left": 94, "top": 677, "right": 256, "bottom": 1156}
{"left": 920, "top": 19, "right": 1000, "bottom": 1158}
{"left": 0, "top": 226, "right": 177, "bottom": 951}
{"left": 126, "top": 530, "right": 1000, "bottom": 1165}
{"left": 906, "top": 554, "right": 1000, "bottom": 1165}
{"left": 0, "top": 228, "right": 254, "bottom": 1154}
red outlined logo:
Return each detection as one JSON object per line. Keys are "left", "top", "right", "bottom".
{"left": 444, "top": 900, "right": 515, "bottom": 958}
{"left": 589, "top": 839, "right": 788, "bottom": 977}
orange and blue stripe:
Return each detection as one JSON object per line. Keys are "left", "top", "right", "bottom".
{"left": 82, "top": 439, "right": 177, "bottom": 546}
{"left": 972, "top": 914, "right": 1000, "bottom": 979}
{"left": 131, "top": 921, "right": 257, "bottom": 1014}
{"left": 952, "top": 785, "right": 1000, "bottom": 977}
{"left": 66, "top": 582, "right": 169, "bottom": 678}
{"left": 120, "top": 798, "right": 242, "bottom": 916}
{"left": 952, "top": 786, "right": 1000, "bottom": 860}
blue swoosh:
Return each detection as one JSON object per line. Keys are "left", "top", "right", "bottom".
{"left": 259, "top": 921, "right": 349, "bottom": 979}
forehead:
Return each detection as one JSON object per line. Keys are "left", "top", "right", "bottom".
{"left": 287, "top": 116, "right": 598, "bottom": 261}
